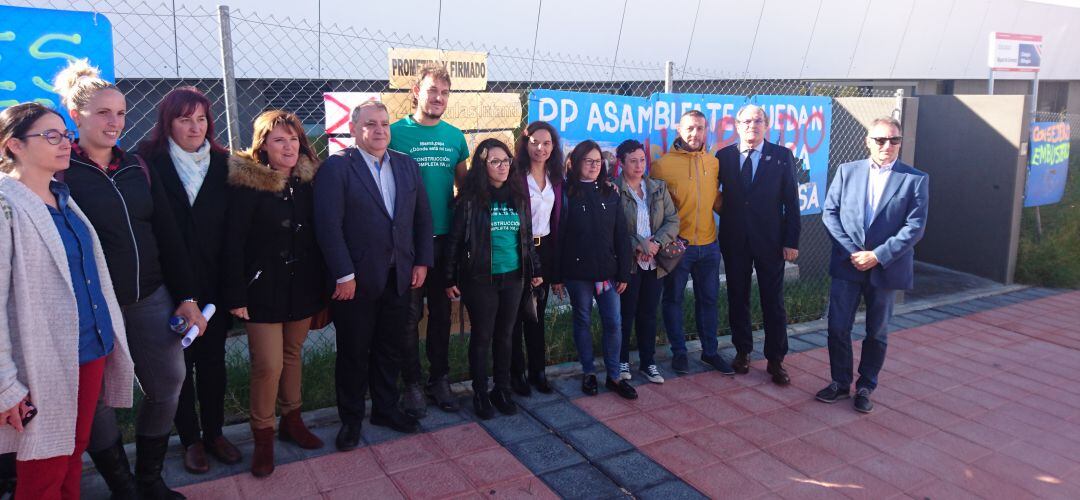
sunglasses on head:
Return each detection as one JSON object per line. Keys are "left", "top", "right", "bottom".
{"left": 869, "top": 136, "right": 902, "bottom": 146}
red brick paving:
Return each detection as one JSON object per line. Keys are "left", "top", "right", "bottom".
{"left": 574, "top": 291, "right": 1080, "bottom": 498}
{"left": 176, "top": 423, "right": 555, "bottom": 499}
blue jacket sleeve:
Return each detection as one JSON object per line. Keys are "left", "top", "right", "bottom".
{"left": 312, "top": 155, "right": 355, "bottom": 281}
{"left": 780, "top": 148, "right": 801, "bottom": 250}
{"left": 822, "top": 164, "right": 862, "bottom": 255}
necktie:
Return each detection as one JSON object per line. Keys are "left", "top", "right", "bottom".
{"left": 740, "top": 150, "right": 754, "bottom": 191}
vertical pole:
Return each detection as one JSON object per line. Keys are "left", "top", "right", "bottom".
{"left": 1031, "top": 70, "right": 1040, "bottom": 118}
{"left": 664, "top": 60, "right": 674, "bottom": 93}
{"left": 893, "top": 88, "right": 905, "bottom": 122}
{"left": 988, "top": 69, "right": 995, "bottom": 95}
{"left": 217, "top": 5, "right": 241, "bottom": 150}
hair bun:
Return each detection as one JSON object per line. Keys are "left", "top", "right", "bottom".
{"left": 52, "top": 58, "right": 104, "bottom": 107}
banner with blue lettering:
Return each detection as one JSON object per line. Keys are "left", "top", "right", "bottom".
{"left": 0, "top": 5, "right": 114, "bottom": 113}
{"left": 750, "top": 95, "right": 831, "bottom": 215}
{"left": 528, "top": 89, "right": 649, "bottom": 160}
{"left": 1024, "top": 121, "right": 1071, "bottom": 207}
{"left": 646, "top": 93, "right": 747, "bottom": 160}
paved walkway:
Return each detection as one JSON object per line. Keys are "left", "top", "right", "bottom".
{"left": 82, "top": 287, "right": 1080, "bottom": 499}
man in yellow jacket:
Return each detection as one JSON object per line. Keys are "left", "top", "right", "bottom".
{"left": 651, "top": 109, "right": 733, "bottom": 375}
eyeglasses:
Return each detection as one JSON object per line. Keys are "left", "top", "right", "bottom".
{"left": 581, "top": 158, "right": 604, "bottom": 168}
{"left": 738, "top": 119, "right": 765, "bottom": 127}
{"left": 869, "top": 136, "right": 902, "bottom": 146}
{"left": 19, "top": 129, "right": 75, "bottom": 145}
{"left": 487, "top": 158, "right": 512, "bottom": 167}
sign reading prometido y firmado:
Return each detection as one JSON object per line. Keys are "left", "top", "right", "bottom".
{"left": 388, "top": 48, "right": 488, "bottom": 91}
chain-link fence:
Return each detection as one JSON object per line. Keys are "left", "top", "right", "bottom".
{"left": 3, "top": 0, "right": 914, "bottom": 427}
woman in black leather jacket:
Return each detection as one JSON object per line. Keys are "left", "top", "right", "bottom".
{"left": 444, "top": 138, "right": 542, "bottom": 419}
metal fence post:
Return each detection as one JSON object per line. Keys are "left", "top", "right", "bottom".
{"left": 217, "top": 5, "right": 241, "bottom": 150}
{"left": 894, "top": 88, "right": 905, "bottom": 122}
{"left": 664, "top": 60, "right": 674, "bottom": 93}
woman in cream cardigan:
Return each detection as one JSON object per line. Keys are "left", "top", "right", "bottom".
{"left": 0, "top": 102, "right": 133, "bottom": 500}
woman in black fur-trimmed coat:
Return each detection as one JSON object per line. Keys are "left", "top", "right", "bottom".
{"left": 222, "top": 110, "right": 328, "bottom": 477}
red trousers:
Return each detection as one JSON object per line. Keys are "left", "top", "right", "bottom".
{"left": 15, "top": 356, "right": 106, "bottom": 500}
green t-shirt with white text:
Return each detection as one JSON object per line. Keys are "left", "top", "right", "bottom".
{"left": 389, "top": 115, "right": 470, "bottom": 235}
{"left": 490, "top": 201, "right": 521, "bottom": 275}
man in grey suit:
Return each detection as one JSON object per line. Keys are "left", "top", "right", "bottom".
{"left": 314, "top": 101, "right": 434, "bottom": 449}
{"left": 817, "top": 117, "right": 928, "bottom": 413}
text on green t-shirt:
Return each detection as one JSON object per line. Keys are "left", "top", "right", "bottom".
{"left": 389, "top": 115, "right": 470, "bottom": 235}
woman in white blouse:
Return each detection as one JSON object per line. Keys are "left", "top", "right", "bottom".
{"left": 509, "top": 121, "right": 565, "bottom": 396}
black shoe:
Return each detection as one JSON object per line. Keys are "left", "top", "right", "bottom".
{"left": 815, "top": 382, "right": 851, "bottom": 403}
{"left": 529, "top": 371, "right": 554, "bottom": 394}
{"left": 701, "top": 353, "right": 735, "bottom": 375}
{"left": 473, "top": 391, "right": 495, "bottom": 420}
{"left": 335, "top": 422, "right": 362, "bottom": 451}
{"left": 134, "top": 434, "right": 185, "bottom": 500}
{"left": 426, "top": 376, "right": 461, "bottom": 412}
{"left": 581, "top": 374, "right": 599, "bottom": 396}
{"left": 489, "top": 389, "right": 519, "bottom": 415}
{"left": 511, "top": 372, "right": 532, "bottom": 397}
{"left": 671, "top": 353, "right": 689, "bottom": 374}
{"left": 605, "top": 378, "right": 639, "bottom": 400}
{"left": 402, "top": 382, "right": 427, "bottom": 419}
{"left": 767, "top": 360, "right": 791, "bottom": 386}
{"left": 732, "top": 352, "right": 751, "bottom": 374}
{"left": 370, "top": 411, "right": 420, "bottom": 433}
{"left": 88, "top": 437, "right": 139, "bottom": 499}
{"left": 854, "top": 388, "right": 874, "bottom": 413}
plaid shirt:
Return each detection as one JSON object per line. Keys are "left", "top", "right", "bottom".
{"left": 71, "top": 140, "right": 125, "bottom": 172}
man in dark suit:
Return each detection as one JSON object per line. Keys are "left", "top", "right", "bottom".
{"left": 818, "top": 116, "right": 929, "bottom": 413}
{"left": 313, "top": 101, "right": 434, "bottom": 450}
{"left": 716, "top": 104, "right": 801, "bottom": 385}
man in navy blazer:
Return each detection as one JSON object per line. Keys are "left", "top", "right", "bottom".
{"left": 716, "top": 104, "right": 801, "bottom": 385}
{"left": 313, "top": 101, "right": 435, "bottom": 449}
{"left": 818, "top": 117, "right": 928, "bottom": 413}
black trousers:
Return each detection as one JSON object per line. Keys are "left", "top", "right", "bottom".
{"left": 174, "top": 309, "right": 230, "bottom": 446}
{"left": 511, "top": 235, "right": 553, "bottom": 376}
{"left": 334, "top": 272, "right": 409, "bottom": 425}
{"left": 723, "top": 239, "right": 789, "bottom": 362}
{"left": 464, "top": 271, "right": 524, "bottom": 393}
{"left": 403, "top": 235, "right": 452, "bottom": 384}
{"left": 620, "top": 267, "right": 662, "bottom": 367}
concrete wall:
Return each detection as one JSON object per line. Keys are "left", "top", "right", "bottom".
{"left": 913, "top": 95, "right": 1030, "bottom": 284}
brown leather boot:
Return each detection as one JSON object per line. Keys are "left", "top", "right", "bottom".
{"left": 278, "top": 409, "right": 324, "bottom": 450}
{"left": 251, "top": 427, "right": 275, "bottom": 478}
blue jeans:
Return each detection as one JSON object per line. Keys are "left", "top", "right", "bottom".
{"left": 661, "top": 242, "right": 721, "bottom": 357}
{"left": 826, "top": 277, "right": 895, "bottom": 391}
{"left": 566, "top": 280, "right": 622, "bottom": 381}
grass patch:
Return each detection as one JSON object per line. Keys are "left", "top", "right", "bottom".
{"left": 1016, "top": 154, "right": 1080, "bottom": 288}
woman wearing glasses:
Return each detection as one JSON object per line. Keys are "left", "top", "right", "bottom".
{"left": 444, "top": 138, "right": 542, "bottom": 419}
{"left": 509, "top": 121, "right": 564, "bottom": 397}
{"left": 0, "top": 103, "right": 134, "bottom": 499}
{"left": 54, "top": 59, "right": 203, "bottom": 500}
{"left": 551, "top": 141, "right": 635, "bottom": 399}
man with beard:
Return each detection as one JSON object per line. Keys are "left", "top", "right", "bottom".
{"left": 389, "top": 64, "right": 470, "bottom": 418}
{"left": 651, "top": 110, "right": 734, "bottom": 376}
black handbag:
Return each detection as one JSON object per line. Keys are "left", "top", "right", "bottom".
{"left": 654, "top": 236, "right": 689, "bottom": 275}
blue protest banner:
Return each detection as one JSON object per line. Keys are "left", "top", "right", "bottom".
{"left": 0, "top": 5, "right": 114, "bottom": 113}
{"left": 527, "top": 89, "right": 649, "bottom": 160}
{"left": 1024, "top": 121, "right": 1071, "bottom": 207}
{"left": 646, "top": 92, "right": 746, "bottom": 160}
{"left": 750, "top": 95, "right": 831, "bottom": 215}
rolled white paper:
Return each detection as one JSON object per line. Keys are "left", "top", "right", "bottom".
{"left": 181, "top": 303, "right": 217, "bottom": 349}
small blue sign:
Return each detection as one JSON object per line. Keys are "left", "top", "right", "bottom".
{"left": 0, "top": 5, "right": 114, "bottom": 113}
{"left": 1025, "top": 121, "right": 1070, "bottom": 207}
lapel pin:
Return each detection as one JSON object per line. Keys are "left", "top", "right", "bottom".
{"left": 765, "top": 156, "right": 772, "bottom": 161}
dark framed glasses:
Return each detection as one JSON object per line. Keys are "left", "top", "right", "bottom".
{"left": 20, "top": 129, "right": 76, "bottom": 145}
{"left": 869, "top": 136, "right": 902, "bottom": 146}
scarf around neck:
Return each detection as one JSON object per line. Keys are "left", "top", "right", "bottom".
{"left": 168, "top": 137, "right": 211, "bottom": 205}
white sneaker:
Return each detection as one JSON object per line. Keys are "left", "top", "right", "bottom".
{"left": 619, "top": 362, "right": 631, "bottom": 380}
{"left": 640, "top": 365, "right": 665, "bottom": 384}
